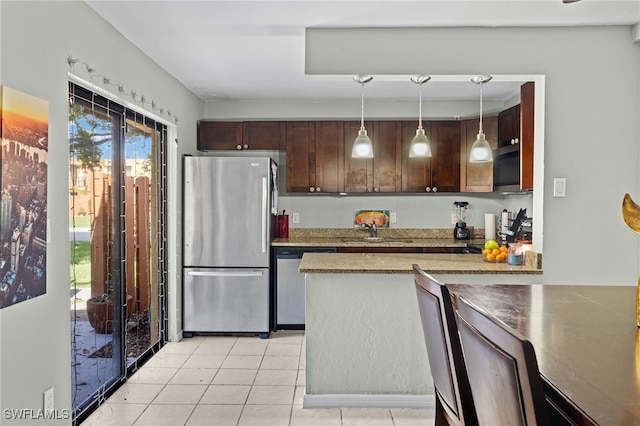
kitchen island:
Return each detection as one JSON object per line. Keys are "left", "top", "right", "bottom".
{"left": 300, "top": 251, "right": 543, "bottom": 409}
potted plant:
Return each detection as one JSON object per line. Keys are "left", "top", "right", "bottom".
{"left": 86, "top": 280, "right": 134, "bottom": 334}
{"left": 86, "top": 292, "right": 113, "bottom": 334}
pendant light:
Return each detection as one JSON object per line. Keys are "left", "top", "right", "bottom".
{"left": 409, "top": 75, "right": 432, "bottom": 158}
{"left": 352, "top": 75, "right": 374, "bottom": 158}
{"left": 469, "top": 75, "right": 493, "bottom": 163}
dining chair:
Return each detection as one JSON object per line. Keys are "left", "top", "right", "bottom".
{"left": 454, "top": 294, "right": 548, "bottom": 426}
{"left": 412, "top": 265, "right": 478, "bottom": 426}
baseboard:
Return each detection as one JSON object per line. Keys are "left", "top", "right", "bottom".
{"left": 303, "top": 393, "right": 435, "bottom": 409}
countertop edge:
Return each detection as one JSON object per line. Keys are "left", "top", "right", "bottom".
{"left": 298, "top": 252, "right": 543, "bottom": 275}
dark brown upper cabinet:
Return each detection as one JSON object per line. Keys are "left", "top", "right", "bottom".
{"left": 459, "top": 116, "right": 498, "bottom": 192}
{"left": 198, "top": 120, "right": 285, "bottom": 151}
{"left": 286, "top": 121, "right": 344, "bottom": 193}
{"left": 493, "top": 81, "right": 535, "bottom": 191}
{"left": 344, "top": 121, "right": 402, "bottom": 193}
{"left": 198, "top": 121, "right": 242, "bottom": 150}
{"left": 401, "top": 121, "right": 460, "bottom": 193}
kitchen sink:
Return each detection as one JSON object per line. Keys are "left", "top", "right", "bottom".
{"left": 340, "top": 237, "right": 413, "bottom": 243}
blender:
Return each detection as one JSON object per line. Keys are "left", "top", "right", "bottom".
{"left": 453, "top": 201, "right": 471, "bottom": 240}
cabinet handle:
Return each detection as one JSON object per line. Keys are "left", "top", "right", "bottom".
{"left": 316, "top": 187, "right": 321, "bottom": 192}
{"left": 236, "top": 144, "right": 242, "bottom": 150}
{"left": 426, "top": 187, "right": 431, "bottom": 192}
{"left": 243, "top": 144, "right": 249, "bottom": 149}
{"left": 309, "top": 187, "right": 315, "bottom": 192}
{"left": 374, "top": 187, "right": 380, "bottom": 192}
{"left": 432, "top": 187, "right": 438, "bottom": 192}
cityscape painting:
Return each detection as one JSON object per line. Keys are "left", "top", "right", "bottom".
{"left": 0, "top": 86, "right": 48, "bottom": 308}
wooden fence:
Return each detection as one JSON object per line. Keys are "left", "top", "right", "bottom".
{"left": 90, "top": 171, "right": 153, "bottom": 314}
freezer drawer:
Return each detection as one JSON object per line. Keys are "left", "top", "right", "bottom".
{"left": 183, "top": 267, "right": 270, "bottom": 334}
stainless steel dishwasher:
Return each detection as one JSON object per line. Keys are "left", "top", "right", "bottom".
{"left": 274, "top": 247, "right": 336, "bottom": 329}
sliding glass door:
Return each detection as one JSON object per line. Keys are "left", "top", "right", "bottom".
{"left": 68, "top": 82, "right": 167, "bottom": 423}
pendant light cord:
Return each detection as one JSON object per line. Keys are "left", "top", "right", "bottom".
{"left": 360, "top": 82, "right": 365, "bottom": 131}
{"left": 418, "top": 83, "right": 423, "bottom": 129}
{"left": 479, "top": 82, "right": 484, "bottom": 133}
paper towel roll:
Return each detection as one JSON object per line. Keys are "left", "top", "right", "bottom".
{"left": 485, "top": 213, "right": 496, "bottom": 241}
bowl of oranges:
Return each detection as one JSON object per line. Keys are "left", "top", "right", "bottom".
{"left": 482, "top": 240, "right": 508, "bottom": 263}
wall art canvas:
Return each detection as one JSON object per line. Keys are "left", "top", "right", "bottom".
{"left": 0, "top": 86, "right": 48, "bottom": 308}
{"left": 353, "top": 209, "right": 390, "bottom": 227}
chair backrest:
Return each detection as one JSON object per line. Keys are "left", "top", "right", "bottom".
{"left": 412, "top": 265, "right": 477, "bottom": 426}
{"left": 455, "top": 295, "right": 548, "bottom": 426}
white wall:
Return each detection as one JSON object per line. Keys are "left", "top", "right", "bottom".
{"left": 0, "top": 1, "right": 201, "bottom": 423}
{"left": 204, "top": 26, "right": 640, "bottom": 286}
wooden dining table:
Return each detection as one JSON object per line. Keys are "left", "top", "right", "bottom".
{"left": 447, "top": 284, "right": 640, "bottom": 426}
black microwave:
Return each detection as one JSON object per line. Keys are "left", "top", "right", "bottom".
{"left": 493, "top": 145, "right": 521, "bottom": 192}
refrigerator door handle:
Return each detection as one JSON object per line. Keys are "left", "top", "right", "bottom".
{"left": 187, "top": 270, "right": 264, "bottom": 277}
{"left": 262, "top": 177, "right": 268, "bottom": 253}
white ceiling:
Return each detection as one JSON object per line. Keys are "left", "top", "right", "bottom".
{"left": 85, "top": 0, "right": 640, "bottom": 103}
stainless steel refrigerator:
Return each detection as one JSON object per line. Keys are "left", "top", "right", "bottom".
{"left": 182, "top": 156, "right": 278, "bottom": 337}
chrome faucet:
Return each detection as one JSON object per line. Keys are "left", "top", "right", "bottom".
{"left": 362, "top": 223, "right": 378, "bottom": 238}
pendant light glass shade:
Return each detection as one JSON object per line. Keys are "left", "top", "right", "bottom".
{"left": 469, "top": 75, "right": 493, "bottom": 163}
{"left": 352, "top": 75, "right": 374, "bottom": 159}
{"left": 409, "top": 75, "right": 432, "bottom": 158}
{"left": 469, "top": 131, "right": 492, "bottom": 162}
{"left": 352, "top": 128, "right": 373, "bottom": 158}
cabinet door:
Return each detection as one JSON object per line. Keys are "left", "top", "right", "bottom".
{"left": 198, "top": 121, "right": 242, "bottom": 150}
{"left": 286, "top": 121, "right": 315, "bottom": 193}
{"left": 498, "top": 104, "right": 520, "bottom": 147}
{"left": 242, "top": 121, "right": 286, "bottom": 150}
{"left": 372, "top": 121, "right": 402, "bottom": 192}
{"left": 460, "top": 116, "right": 498, "bottom": 192}
{"left": 314, "top": 121, "right": 345, "bottom": 193}
{"left": 401, "top": 121, "right": 433, "bottom": 192}
{"left": 430, "top": 121, "right": 461, "bottom": 192}
{"left": 344, "top": 121, "right": 373, "bottom": 193}
{"left": 520, "top": 81, "right": 535, "bottom": 191}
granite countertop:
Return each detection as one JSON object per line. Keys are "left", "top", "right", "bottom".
{"left": 271, "top": 227, "right": 485, "bottom": 248}
{"left": 298, "top": 252, "right": 543, "bottom": 275}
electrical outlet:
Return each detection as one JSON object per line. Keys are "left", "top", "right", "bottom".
{"left": 390, "top": 212, "right": 397, "bottom": 223}
{"left": 292, "top": 212, "right": 300, "bottom": 224}
{"left": 44, "top": 387, "right": 54, "bottom": 411}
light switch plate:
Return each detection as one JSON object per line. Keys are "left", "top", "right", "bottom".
{"left": 553, "top": 178, "right": 566, "bottom": 197}
{"left": 390, "top": 212, "right": 397, "bottom": 223}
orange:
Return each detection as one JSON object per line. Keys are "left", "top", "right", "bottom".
{"left": 482, "top": 249, "right": 490, "bottom": 256}
{"left": 486, "top": 253, "right": 495, "bottom": 262}
{"left": 499, "top": 246, "right": 508, "bottom": 253}
{"left": 491, "top": 248, "right": 500, "bottom": 257}
{"left": 496, "top": 253, "right": 506, "bottom": 262}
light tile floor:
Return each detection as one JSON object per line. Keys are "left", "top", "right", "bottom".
{"left": 81, "top": 330, "right": 434, "bottom": 426}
